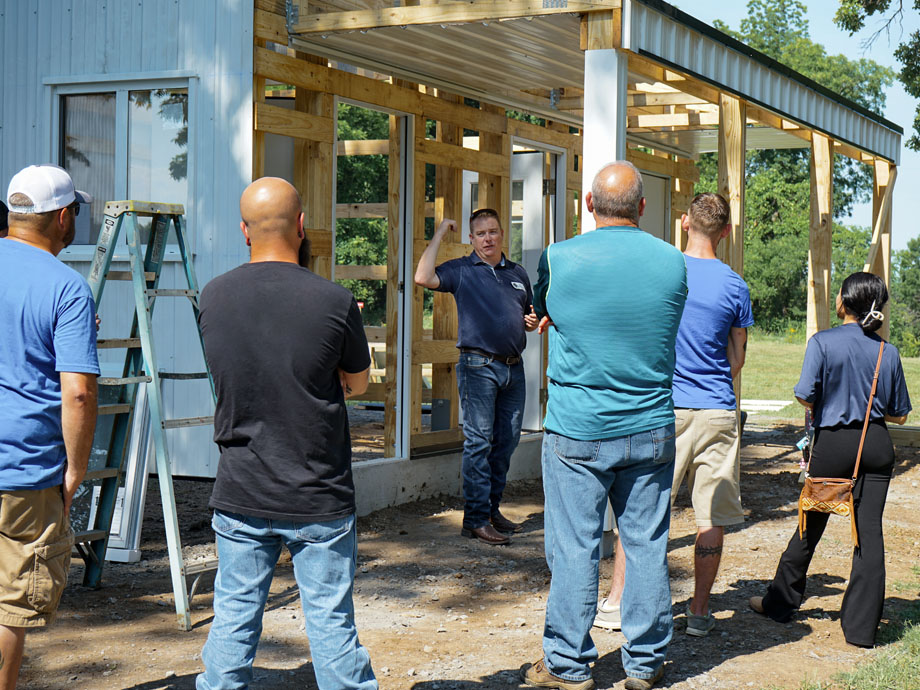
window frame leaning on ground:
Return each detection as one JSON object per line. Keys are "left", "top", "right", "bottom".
{"left": 44, "top": 72, "right": 198, "bottom": 261}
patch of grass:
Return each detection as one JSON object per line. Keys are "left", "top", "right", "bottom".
{"left": 741, "top": 330, "right": 806, "bottom": 403}
{"left": 834, "top": 623, "right": 920, "bottom": 689}
{"left": 890, "top": 565, "right": 920, "bottom": 594}
{"left": 741, "top": 329, "right": 920, "bottom": 426}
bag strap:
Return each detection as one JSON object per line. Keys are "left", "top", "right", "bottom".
{"left": 852, "top": 340, "right": 885, "bottom": 482}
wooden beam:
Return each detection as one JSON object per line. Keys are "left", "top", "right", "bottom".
{"left": 334, "top": 265, "right": 387, "bottom": 281}
{"left": 628, "top": 112, "right": 719, "bottom": 128}
{"left": 305, "top": 228, "right": 332, "bottom": 257}
{"left": 865, "top": 161, "right": 897, "bottom": 340}
{"left": 336, "top": 201, "right": 435, "bottom": 219}
{"left": 254, "top": 101, "right": 335, "bottom": 143}
{"left": 254, "top": 8, "right": 287, "bottom": 44}
{"left": 626, "top": 53, "right": 720, "bottom": 105}
{"left": 580, "top": 7, "right": 621, "bottom": 51}
{"left": 412, "top": 340, "right": 460, "bottom": 364}
{"left": 384, "top": 115, "right": 401, "bottom": 457}
{"left": 628, "top": 93, "right": 709, "bottom": 107}
{"left": 627, "top": 148, "right": 699, "bottom": 182}
{"left": 291, "top": 1, "right": 617, "bottom": 34}
{"left": 433, "top": 92, "right": 463, "bottom": 431}
{"left": 806, "top": 132, "right": 833, "bottom": 340}
{"left": 416, "top": 138, "right": 510, "bottom": 177}
{"left": 414, "top": 241, "right": 471, "bottom": 265}
{"left": 717, "top": 92, "right": 746, "bottom": 276}
{"left": 337, "top": 139, "right": 389, "bottom": 156}
{"left": 410, "top": 428, "right": 466, "bottom": 453}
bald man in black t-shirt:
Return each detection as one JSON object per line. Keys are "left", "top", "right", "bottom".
{"left": 196, "top": 178, "right": 377, "bottom": 690}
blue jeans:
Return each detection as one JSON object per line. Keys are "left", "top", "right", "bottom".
{"left": 541, "top": 425, "right": 675, "bottom": 682}
{"left": 196, "top": 511, "right": 377, "bottom": 690}
{"left": 457, "top": 352, "right": 526, "bottom": 528}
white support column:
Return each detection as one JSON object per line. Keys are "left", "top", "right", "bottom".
{"left": 580, "top": 48, "right": 628, "bottom": 231}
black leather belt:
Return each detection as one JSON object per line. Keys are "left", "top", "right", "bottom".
{"left": 460, "top": 347, "right": 521, "bottom": 366}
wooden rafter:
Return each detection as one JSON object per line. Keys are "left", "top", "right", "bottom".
{"left": 290, "top": 1, "right": 619, "bottom": 35}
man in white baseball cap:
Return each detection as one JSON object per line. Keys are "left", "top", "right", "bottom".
{"left": 0, "top": 164, "right": 98, "bottom": 689}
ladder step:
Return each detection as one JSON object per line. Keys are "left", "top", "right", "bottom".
{"left": 159, "top": 372, "right": 209, "bottom": 380}
{"left": 99, "top": 375, "right": 153, "bottom": 386}
{"left": 183, "top": 558, "right": 219, "bottom": 577}
{"left": 98, "top": 403, "right": 132, "bottom": 415}
{"left": 108, "top": 270, "right": 156, "bottom": 281}
{"left": 147, "top": 289, "right": 197, "bottom": 297}
{"left": 97, "top": 338, "right": 142, "bottom": 349}
{"left": 84, "top": 468, "right": 119, "bottom": 481}
{"left": 74, "top": 529, "right": 108, "bottom": 544}
{"left": 162, "top": 415, "right": 214, "bottom": 429}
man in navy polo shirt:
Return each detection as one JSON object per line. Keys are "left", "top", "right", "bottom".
{"left": 415, "top": 209, "right": 538, "bottom": 545}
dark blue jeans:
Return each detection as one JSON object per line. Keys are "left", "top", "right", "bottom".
{"left": 457, "top": 352, "right": 526, "bottom": 529}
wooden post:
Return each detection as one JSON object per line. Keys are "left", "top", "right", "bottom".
{"left": 718, "top": 92, "right": 746, "bottom": 437}
{"left": 384, "top": 115, "right": 401, "bottom": 456}
{"left": 869, "top": 160, "right": 896, "bottom": 340}
{"left": 252, "top": 39, "right": 267, "bottom": 181}
{"left": 806, "top": 132, "right": 833, "bottom": 340}
{"left": 579, "top": 9, "right": 625, "bottom": 230}
{"left": 478, "top": 103, "right": 509, "bottom": 250}
{"left": 671, "top": 177, "right": 694, "bottom": 251}
{"left": 297, "top": 55, "right": 335, "bottom": 279}
{"left": 410, "top": 114, "right": 427, "bottom": 436}
{"left": 717, "top": 93, "right": 746, "bottom": 276}
{"left": 433, "top": 94, "right": 462, "bottom": 431}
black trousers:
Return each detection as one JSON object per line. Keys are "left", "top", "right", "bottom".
{"left": 762, "top": 420, "right": 894, "bottom": 646}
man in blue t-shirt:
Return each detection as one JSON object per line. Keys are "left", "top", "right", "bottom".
{"left": 595, "top": 192, "right": 753, "bottom": 641}
{"left": 415, "top": 209, "right": 538, "bottom": 545}
{"left": 0, "top": 165, "right": 99, "bottom": 688}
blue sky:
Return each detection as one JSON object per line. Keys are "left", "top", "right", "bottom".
{"left": 675, "top": 1, "right": 919, "bottom": 251}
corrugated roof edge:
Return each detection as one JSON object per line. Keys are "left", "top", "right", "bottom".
{"left": 636, "top": 0, "right": 904, "bottom": 136}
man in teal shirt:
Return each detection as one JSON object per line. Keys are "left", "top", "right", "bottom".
{"left": 521, "top": 161, "right": 687, "bottom": 690}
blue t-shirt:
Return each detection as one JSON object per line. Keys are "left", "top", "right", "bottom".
{"left": 672, "top": 256, "right": 754, "bottom": 409}
{"left": 534, "top": 226, "right": 687, "bottom": 440}
{"left": 0, "top": 239, "right": 100, "bottom": 490}
{"left": 794, "top": 323, "right": 911, "bottom": 428}
{"left": 434, "top": 252, "right": 533, "bottom": 357}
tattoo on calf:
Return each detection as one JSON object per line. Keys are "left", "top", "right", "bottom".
{"left": 695, "top": 543, "right": 723, "bottom": 558}
{"left": 344, "top": 383, "right": 352, "bottom": 395}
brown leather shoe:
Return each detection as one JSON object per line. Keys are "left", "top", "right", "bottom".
{"left": 491, "top": 510, "right": 523, "bottom": 533}
{"left": 749, "top": 596, "right": 765, "bottom": 614}
{"left": 520, "top": 659, "right": 595, "bottom": 689}
{"left": 461, "top": 524, "right": 511, "bottom": 545}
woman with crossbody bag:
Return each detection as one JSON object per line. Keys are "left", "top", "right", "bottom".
{"left": 749, "top": 272, "right": 911, "bottom": 647}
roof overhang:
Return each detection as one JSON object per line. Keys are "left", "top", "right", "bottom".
{"left": 286, "top": 0, "right": 902, "bottom": 163}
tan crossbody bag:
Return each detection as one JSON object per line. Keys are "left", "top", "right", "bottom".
{"left": 797, "top": 340, "right": 884, "bottom": 548}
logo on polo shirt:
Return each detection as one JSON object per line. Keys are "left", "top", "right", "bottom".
{"left": 511, "top": 281, "right": 526, "bottom": 292}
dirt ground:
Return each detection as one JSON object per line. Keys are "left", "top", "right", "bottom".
{"left": 18, "top": 423, "right": 920, "bottom": 690}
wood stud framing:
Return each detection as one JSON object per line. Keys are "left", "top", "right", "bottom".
{"left": 806, "top": 132, "right": 834, "bottom": 340}
{"left": 253, "top": 0, "right": 902, "bottom": 455}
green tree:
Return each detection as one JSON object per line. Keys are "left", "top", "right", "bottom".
{"left": 891, "top": 237, "right": 920, "bottom": 355}
{"left": 835, "top": 0, "right": 920, "bottom": 150}
{"left": 698, "top": 1, "right": 893, "bottom": 331}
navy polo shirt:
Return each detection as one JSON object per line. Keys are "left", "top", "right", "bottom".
{"left": 434, "top": 252, "right": 533, "bottom": 357}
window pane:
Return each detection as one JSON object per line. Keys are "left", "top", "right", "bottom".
{"left": 128, "top": 88, "right": 189, "bottom": 241}
{"left": 61, "top": 93, "right": 116, "bottom": 245}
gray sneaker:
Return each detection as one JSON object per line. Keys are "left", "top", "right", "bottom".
{"left": 685, "top": 604, "right": 715, "bottom": 637}
{"left": 592, "top": 598, "right": 621, "bottom": 631}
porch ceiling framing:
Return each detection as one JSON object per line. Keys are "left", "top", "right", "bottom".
{"left": 254, "top": 0, "right": 906, "bottom": 445}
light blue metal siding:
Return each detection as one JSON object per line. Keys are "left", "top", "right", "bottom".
{"left": 0, "top": 0, "right": 255, "bottom": 477}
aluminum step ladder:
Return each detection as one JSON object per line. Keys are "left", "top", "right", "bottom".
{"left": 78, "top": 200, "right": 217, "bottom": 631}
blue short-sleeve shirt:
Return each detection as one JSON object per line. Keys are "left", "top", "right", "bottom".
{"left": 672, "top": 256, "right": 754, "bottom": 409}
{"left": 434, "top": 252, "right": 533, "bottom": 357}
{"left": 0, "top": 239, "right": 100, "bottom": 490}
{"left": 794, "top": 323, "right": 911, "bottom": 428}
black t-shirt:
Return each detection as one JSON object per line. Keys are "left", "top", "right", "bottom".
{"left": 199, "top": 262, "right": 371, "bottom": 521}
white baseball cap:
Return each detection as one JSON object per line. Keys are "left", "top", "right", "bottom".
{"left": 6, "top": 164, "right": 93, "bottom": 214}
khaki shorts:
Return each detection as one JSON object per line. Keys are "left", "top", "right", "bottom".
{"left": 0, "top": 486, "right": 74, "bottom": 627}
{"left": 672, "top": 408, "right": 743, "bottom": 527}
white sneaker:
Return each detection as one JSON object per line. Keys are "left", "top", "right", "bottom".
{"left": 592, "top": 598, "right": 621, "bottom": 630}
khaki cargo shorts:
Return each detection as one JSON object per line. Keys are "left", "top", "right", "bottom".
{"left": 0, "top": 486, "right": 74, "bottom": 627}
{"left": 672, "top": 408, "right": 744, "bottom": 527}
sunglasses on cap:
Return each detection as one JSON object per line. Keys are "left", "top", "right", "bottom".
{"left": 469, "top": 208, "right": 499, "bottom": 224}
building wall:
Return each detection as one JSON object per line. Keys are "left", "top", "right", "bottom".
{"left": 0, "top": 0, "right": 255, "bottom": 476}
